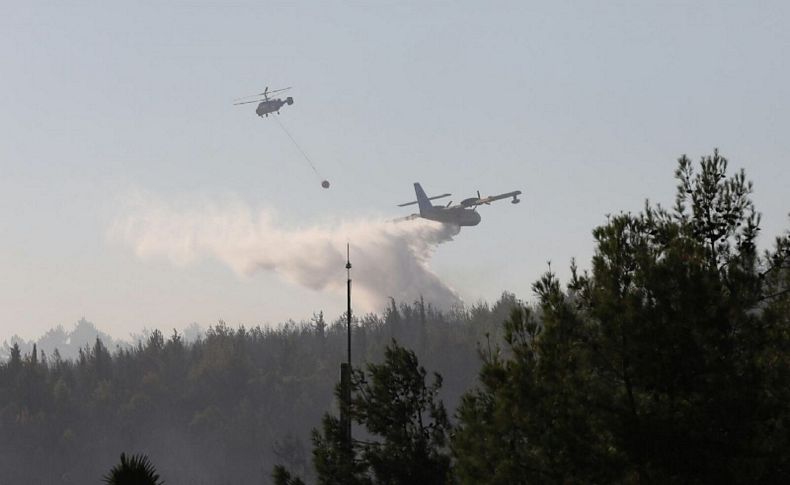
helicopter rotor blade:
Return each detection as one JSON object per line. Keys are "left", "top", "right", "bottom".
{"left": 233, "top": 87, "right": 291, "bottom": 102}
{"left": 233, "top": 99, "right": 264, "bottom": 105}
{"left": 233, "top": 94, "right": 265, "bottom": 102}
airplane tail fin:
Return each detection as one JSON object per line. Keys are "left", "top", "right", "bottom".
{"left": 414, "top": 183, "right": 432, "bottom": 215}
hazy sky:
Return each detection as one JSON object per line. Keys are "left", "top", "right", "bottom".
{"left": 2, "top": 1, "right": 788, "bottom": 340}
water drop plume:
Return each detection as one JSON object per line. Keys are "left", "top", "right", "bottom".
{"left": 111, "top": 193, "right": 462, "bottom": 312}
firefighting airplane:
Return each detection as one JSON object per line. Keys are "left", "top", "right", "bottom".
{"left": 397, "top": 183, "right": 521, "bottom": 226}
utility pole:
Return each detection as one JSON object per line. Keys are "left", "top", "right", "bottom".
{"left": 346, "top": 243, "right": 352, "bottom": 368}
{"left": 340, "top": 243, "right": 353, "bottom": 458}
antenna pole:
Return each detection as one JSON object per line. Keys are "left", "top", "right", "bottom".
{"left": 346, "top": 243, "right": 352, "bottom": 367}
{"left": 339, "top": 243, "right": 353, "bottom": 460}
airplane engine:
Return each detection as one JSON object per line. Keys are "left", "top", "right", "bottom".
{"left": 286, "top": 97, "right": 294, "bottom": 105}
{"left": 512, "top": 197, "right": 520, "bottom": 204}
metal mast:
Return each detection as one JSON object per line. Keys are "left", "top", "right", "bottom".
{"left": 340, "top": 243, "right": 353, "bottom": 457}
{"left": 346, "top": 243, "right": 352, "bottom": 366}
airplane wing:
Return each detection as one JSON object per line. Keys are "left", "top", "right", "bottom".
{"left": 479, "top": 190, "right": 522, "bottom": 204}
{"left": 397, "top": 193, "right": 451, "bottom": 207}
{"left": 461, "top": 190, "right": 522, "bottom": 207}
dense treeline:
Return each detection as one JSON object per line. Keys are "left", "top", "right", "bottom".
{"left": 0, "top": 296, "right": 516, "bottom": 484}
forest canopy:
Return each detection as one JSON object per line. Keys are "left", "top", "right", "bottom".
{"left": 0, "top": 296, "right": 515, "bottom": 484}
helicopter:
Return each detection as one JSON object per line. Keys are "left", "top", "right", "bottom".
{"left": 233, "top": 87, "right": 294, "bottom": 117}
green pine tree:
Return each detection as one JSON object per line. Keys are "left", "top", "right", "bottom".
{"left": 301, "top": 341, "right": 452, "bottom": 484}
{"left": 453, "top": 150, "right": 790, "bottom": 484}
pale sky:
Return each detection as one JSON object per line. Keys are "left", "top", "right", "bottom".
{"left": 2, "top": 1, "right": 788, "bottom": 340}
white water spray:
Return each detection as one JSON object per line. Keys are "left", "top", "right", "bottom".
{"left": 110, "top": 193, "right": 462, "bottom": 312}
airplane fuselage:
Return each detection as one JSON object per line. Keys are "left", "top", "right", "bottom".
{"left": 420, "top": 206, "right": 482, "bottom": 226}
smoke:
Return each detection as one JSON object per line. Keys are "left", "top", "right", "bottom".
{"left": 110, "top": 193, "right": 462, "bottom": 312}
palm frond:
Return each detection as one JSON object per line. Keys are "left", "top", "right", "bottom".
{"left": 103, "top": 452, "right": 164, "bottom": 485}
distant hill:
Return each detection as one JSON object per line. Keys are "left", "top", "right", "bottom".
{"left": 0, "top": 318, "right": 203, "bottom": 362}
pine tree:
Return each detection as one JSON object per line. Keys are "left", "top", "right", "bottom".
{"left": 9, "top": 342, "right": 21, "bottom": 371}
{"left": 453, "top": 150, "right": 790, "bottom": 483}
{"left": 304, "top": 341, "right": 452, "bottom": 484}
